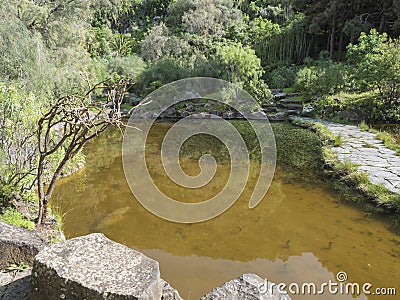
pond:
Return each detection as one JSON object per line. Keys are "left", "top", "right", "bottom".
{"left": 52, "top": 122, "right": 399, "bottom": 300}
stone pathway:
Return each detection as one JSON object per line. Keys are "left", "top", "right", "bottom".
{"left": 295, "top": 118, "right": 400, "bottom": 194}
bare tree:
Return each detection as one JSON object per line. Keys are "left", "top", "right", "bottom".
{"left": 36, "top": 78, "right": 130, "bottom": 225}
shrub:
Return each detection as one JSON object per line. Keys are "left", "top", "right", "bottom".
{"left": 107, "top": 55, "right": 146, "bottom": 79}
{"left": 347, "top": 30, "right": 400, "bottom": 110}
{"left": 268, "top": 65, "right": 297, "bottom": 88}
{"left": 135, "top": 57, "right": 192, "bottom": 95}
{"left": 294, "top": 61, "right": 350, "bottom": 97}
{"left": 0, "top": 207, "right": 35, "bottom": 230}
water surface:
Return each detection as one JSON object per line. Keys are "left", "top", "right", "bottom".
{"left": 52, "top": 122, "right": 399, "bottom": 299}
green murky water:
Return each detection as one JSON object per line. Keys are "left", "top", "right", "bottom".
{"left": 52, "top": 122, "right": 399, "bottom": 300}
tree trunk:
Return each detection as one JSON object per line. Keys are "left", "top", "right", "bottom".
{"left": 338, "top": 29, "right": 344, "bottom": 61}
{"left": 37, "top": 153, "right": 70, "bottom": 225}
{"left": 330, "top": 19, "right": 336, "bottom": 60}
{"left": 379, "top": 13, "right": 386, "bottom": 33}
{"left": 37, "top": 155, "right": 46, "bottom": 225}
{"left": 329, "top": 0, "right": 337, "bottom": 61}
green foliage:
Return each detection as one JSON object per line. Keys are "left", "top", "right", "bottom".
{"left": 107, "top": 55, "right": 146, "bottom": 79}
{"left": 334, "top": 160, "right": 359, "bottom": 174}
{"left": 244, "top": 17, "right": 281, "bottom": 45}
{"left": 313, "top": 122, "right": 335, "bottom": 142}
{"left": 268, "top": 65, "right": 297, "bottom": 88}
{"left": 141, "top": 23, "right": 193, "bottom": 62}
{"left": 347, "top": 30, "right": 400, "bottom": 114}
{"left": 255, "top": 15, "right": 312, "bottom": 67}
{"left": 1, "top": 207, "right": 35, "bottom": 230}
{"left": 0, "top": 1, "right": 106, "bottom": 97}
{"left": 0, "top": 184, "right": 16, "bottom": 208}
{"left": 0, "top": 83, "right": 40, "bottom": 197}
{"left": 87, "top": 25, "right": 113, "bottom": 58}
{"left": 6, "top": 262, "right": 30, "bottom": 273}
{"left": 136, "top": 57, "right": 192, "bottom": 95}
{"left": 375, "top": 132, "right": 400, "bottom": 155}
{"left": 359, "top": 120, "right": 370, "bottom": 131}
{"left": 180, "top": 0, "right": 242, "bottom": 40}
{"left": 333, "top": 134, "right": 344, "bottom": 147}
{"left": 239, "top": 0, "right": 294, "bottom": 25}
{"left": 212, "top": 41, "right": 271, "bottom": 102}
{"left": 294, "top": 60, "right": 351, "bottom": 97}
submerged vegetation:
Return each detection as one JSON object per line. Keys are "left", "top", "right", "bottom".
{"left": 0, "top": 0, "right": 399, "bottom": 229}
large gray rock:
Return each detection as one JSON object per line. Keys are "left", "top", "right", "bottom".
{"left": 29, "top": 233, "right": 171, "bottom": 300}
{"left": 201, "top": 273, "right": 291, "bottom": 300}
{"left": 0, "top": 221, "right": 47, "bottom": 269}
{"left": 0, "top": 268, "right": 31, "bottom": 300}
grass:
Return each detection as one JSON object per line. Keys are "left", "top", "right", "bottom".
{"left": 359, "top": 120, "right": 400, "bottom": 155}
{"left": 333, "top": 134, "right": 344, "bottom": 147}
{"left": 120, "top": 103, "right": 134, "bottom": 110}
{"left": 333, "top": 159, "right": 359, "bottom": 174}
{"left": 283, "top": 87, "right": 296, "bottom": 93}
{"left": 315, "top": 90, "right": 381, "bottom": 123}
{"left": 359, "top": 120, "right": 370, "bottom": 131}
{"left": 375, "top": 131, "right": 400, "bottom": 155}
{"left": 313, "top": 122, "right": 335, "bottom": 142}
{"left": 0, "top": 207, "right": 35, "bottom": 230}
{"left": 6, "top": 262, "right": 29, "bottom": 273}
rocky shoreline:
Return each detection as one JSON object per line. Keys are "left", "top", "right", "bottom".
{"left": 0, "top": 222, "right": 290, "bottom": 300}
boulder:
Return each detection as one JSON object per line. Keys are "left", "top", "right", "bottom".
{"left": 201, "top": 273, "right": 291, "bottom": 300}
{"left": 29, "top": 233, "right": 171, "bottom": 300}
{"left": 0, "top": 268, "right": 31, "bottom": 300}
{"left": 0, "top": 221, "right": 47, "bottom": 269}
{"left": 161, "top": 280, "right": 183, "bottom": 300}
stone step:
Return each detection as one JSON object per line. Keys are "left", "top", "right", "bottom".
{"left": 277, "top": 103, "right": 303, "bottom": 110}
{"left": 272, "top": 93, "right": 288, "bottom": 100}
{"left": 286, "top": 93, "right": 302, "bottom": 98}
{"left": 263, "top": 106, "right": 278, "bottom": 112}
{"left": 278, "top": 99, "right": 304, "bottom": 104}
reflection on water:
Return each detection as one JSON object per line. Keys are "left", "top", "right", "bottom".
{"left": 52, "top": 122, "right": 399, "bottom": 300}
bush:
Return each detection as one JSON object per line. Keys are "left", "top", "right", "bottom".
{"left": 211, "top": 41, "right": 272, "bottom": 102}
{"left": 135, "top": 57, "right": 192, "bottom": 95}
{"left": 294, "top": 60, "right": 351, "bottom": 97}
{"left": 268, "top": 65, "right": 297, "bottom": 88}
{"left": 107, "top": 55, "right": 146, "bottom": 79}
{"left": 0, "top": 207, "right": 35, "bottom": 230}
{"left": 347, "top": 29, "right": 400, "bottom": 109}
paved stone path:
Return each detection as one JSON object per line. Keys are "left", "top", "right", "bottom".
{"left": 295, "top": 118, "right": 400, "bottom": 194}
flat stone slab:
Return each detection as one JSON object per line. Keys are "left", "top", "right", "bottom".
{"left": 0, "top": 221, "right": 47, "bottom": 269}
{"left": 201, "top": 273, "right": 291, "bottom": 300}
{"left": 29, "top": 233, "right": 165, "bottom": 299}
{"left": 295, "top": 118, "right": 400, "bottom": 194}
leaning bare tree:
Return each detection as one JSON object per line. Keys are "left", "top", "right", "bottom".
{"left": 36, "top": 78, "right": 130, "bottom": 225}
